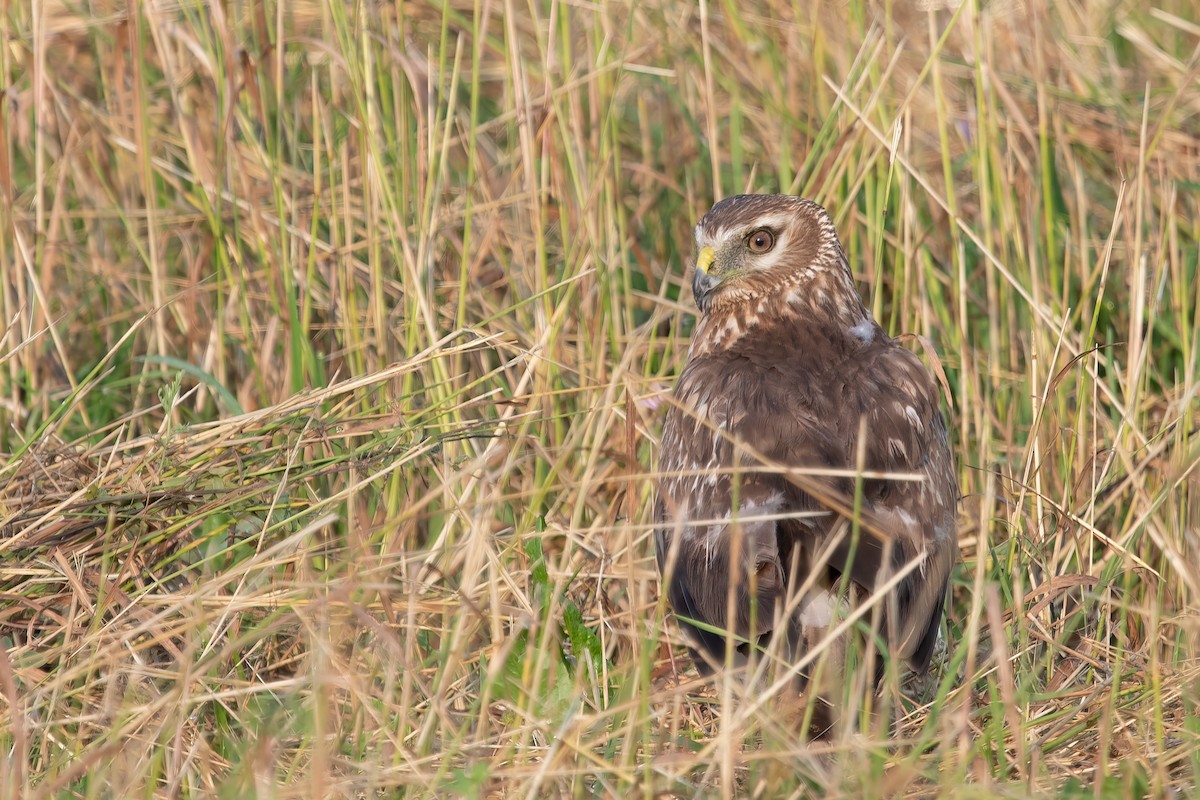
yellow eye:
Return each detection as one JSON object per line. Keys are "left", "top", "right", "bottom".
{"left": 747, "top": 229, "right": 775, "bottom": 254}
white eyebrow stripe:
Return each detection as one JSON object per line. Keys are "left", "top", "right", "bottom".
{"left": 750, "top": 213, "right": 792, "bottom": 231}
{"left": 695, "top": 212, "right": 794, "bottom": 251}
{"left": 695, "top": 225, "right": 730, "bottom": 249}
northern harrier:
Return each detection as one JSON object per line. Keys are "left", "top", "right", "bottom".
{"left": 654, "top": 194, "right": 958, "bottom": 733}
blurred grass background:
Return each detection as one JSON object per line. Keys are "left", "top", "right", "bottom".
{"left": 1, "top": 0, "right": 1198, "bottom": 796}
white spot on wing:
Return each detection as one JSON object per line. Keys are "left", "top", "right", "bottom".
{"left": 799, "top": 592, "right": 838, "bottom": 629}
{"left": 849, "top": 318, "right": 875, "bottom": 343}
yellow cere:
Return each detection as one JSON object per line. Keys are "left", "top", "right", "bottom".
{"left": 696, "top": 246, "right": 715, "bottom": 274}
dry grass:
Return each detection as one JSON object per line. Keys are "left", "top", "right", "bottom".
{"left": 2, "top": 0, "right": 1199, "bottom": 796}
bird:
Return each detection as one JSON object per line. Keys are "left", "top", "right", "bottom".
{"left": 654, "top": 194, "right": 958, "bottom": 735}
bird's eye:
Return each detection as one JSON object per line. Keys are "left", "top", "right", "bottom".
{"left": 747, "top": 229, "right": 775, "bottom": 254}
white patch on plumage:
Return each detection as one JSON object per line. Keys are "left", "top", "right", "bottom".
{"left": 799, "top": 591, "right": 838, "bottom": 629}
{"left": 849, "top": 318, "right": 875, "bottom": 343}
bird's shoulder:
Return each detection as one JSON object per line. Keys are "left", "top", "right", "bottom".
{"left": 837, "top": 334, "right": 950, "bottom": 469}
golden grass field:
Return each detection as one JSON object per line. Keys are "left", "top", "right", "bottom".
{"left": 2, "top": 0, "right": 1199, "bottom": 796}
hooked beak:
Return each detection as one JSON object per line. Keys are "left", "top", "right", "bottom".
{"left": 691, "top": 246, "right": 718, "bottom": 309}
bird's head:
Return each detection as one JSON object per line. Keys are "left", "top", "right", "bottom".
{"left": 690, "top": 194, "right": 851, "bottom": 316}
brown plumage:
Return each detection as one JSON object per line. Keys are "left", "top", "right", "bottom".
{"left": 654, "top": 194, "right": 958, "bottom": 732}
